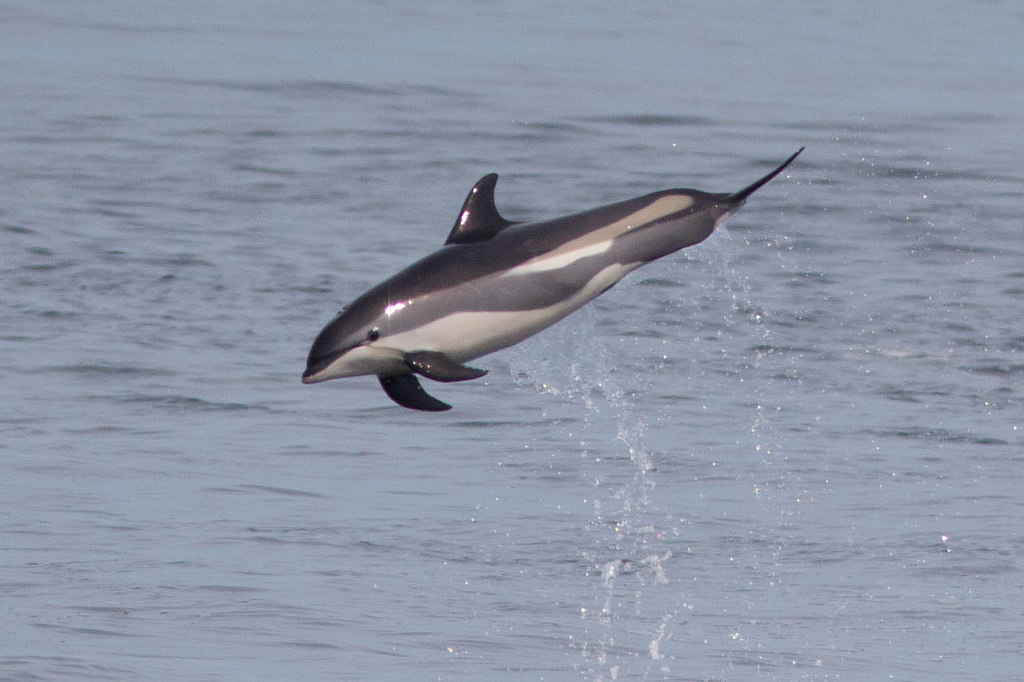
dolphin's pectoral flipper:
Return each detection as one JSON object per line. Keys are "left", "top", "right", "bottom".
{"left": 378, "top": 374, "right": 452, "bottom": 412}
{"left": 405, "top": 351, "right": 488, "bottom": 382}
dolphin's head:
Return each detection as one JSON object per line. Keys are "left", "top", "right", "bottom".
{"left": 301, "top": 305, "right": 406, "bottom": 383}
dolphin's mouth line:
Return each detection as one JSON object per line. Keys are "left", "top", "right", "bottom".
{"left": 302, "top": 347, "right": 352, "bottom": 383}
{"left": 303, "top": 342, "right": 416, "bottom": 383}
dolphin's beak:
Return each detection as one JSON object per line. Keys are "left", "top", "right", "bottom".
{"left": 302, "top": 346, "right": 351, "bottom": 383}
{"left": 302, "top": 344, "right": 408, "bottom": 383}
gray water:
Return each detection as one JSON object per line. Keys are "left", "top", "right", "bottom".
{"left": 2, "top": 1, "right": 1022, "bottom": 680}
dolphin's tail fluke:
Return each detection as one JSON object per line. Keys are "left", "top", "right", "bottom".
{"left": 727, "top": 147, "right": 804, "bottom": 205}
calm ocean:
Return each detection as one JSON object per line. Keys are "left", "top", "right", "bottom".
{"left": 2, "top": 1, "right": 1021, "bottom": 680}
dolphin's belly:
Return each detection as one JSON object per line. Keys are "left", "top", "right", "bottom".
{"left": 383, "top": 262, "right": 638, "bottom": 361}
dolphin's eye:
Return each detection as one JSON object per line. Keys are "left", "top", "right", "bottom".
{"left": 367, "top": 328, "right": 380, "bottom": 342}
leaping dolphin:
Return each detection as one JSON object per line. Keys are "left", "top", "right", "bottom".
{"left": 303, "top": 148, "right": 803, "bottom": 411}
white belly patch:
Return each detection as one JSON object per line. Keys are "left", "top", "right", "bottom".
{"left": 381, "top": 262, "right": 639, "bottom": 361}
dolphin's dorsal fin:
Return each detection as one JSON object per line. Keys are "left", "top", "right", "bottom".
{"left": 444, "top": 174, "right": 514, "bottom": 245}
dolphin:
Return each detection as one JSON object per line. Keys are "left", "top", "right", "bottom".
{"left": 303, "top": 148, "right": 802, "bottom": 411}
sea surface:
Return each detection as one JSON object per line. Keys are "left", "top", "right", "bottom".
{"left": 2, "top": 1, "right": 1022, "bottom": 680}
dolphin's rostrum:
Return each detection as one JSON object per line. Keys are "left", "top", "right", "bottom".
{"left": 303, "top": 149, "right": 803, "bottom": 411}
